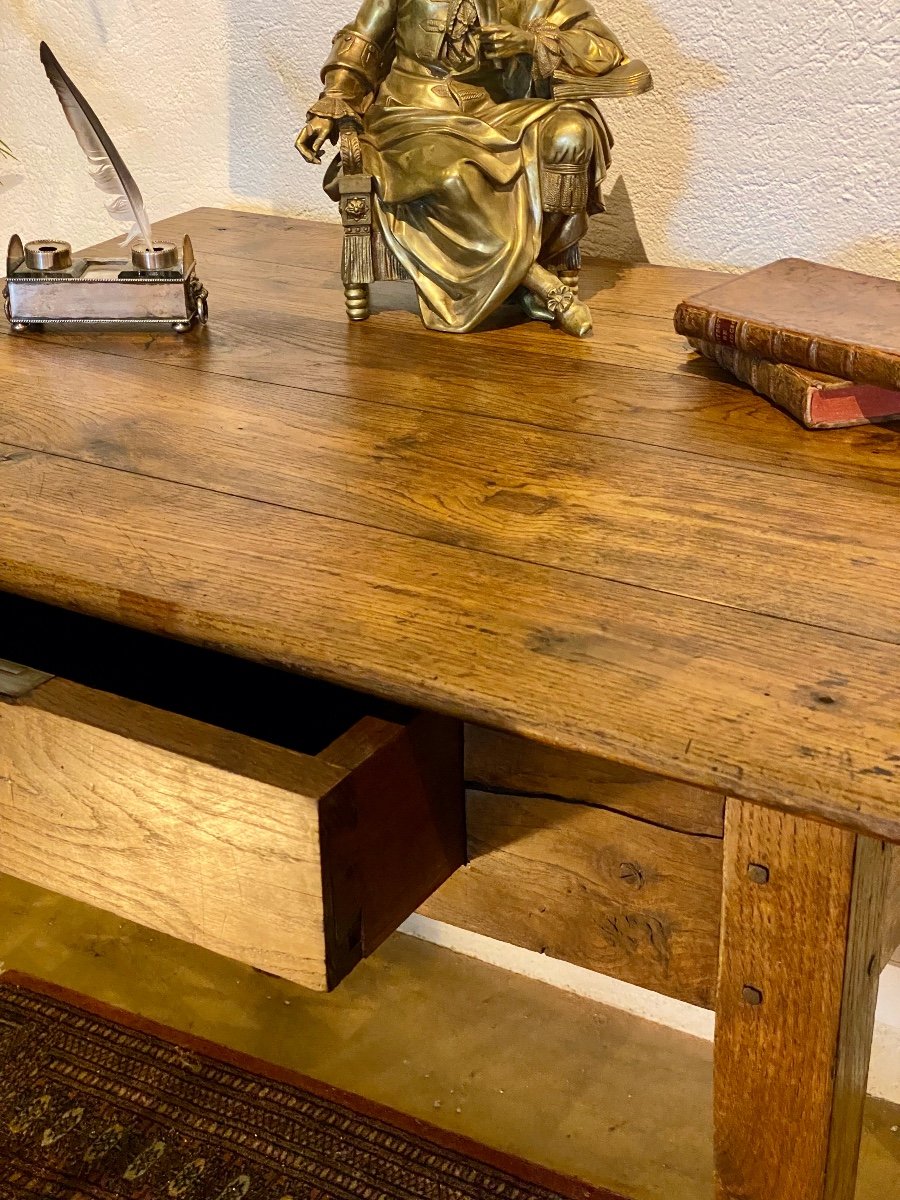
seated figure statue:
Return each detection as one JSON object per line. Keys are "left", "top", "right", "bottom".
{"left": 296, "top": 1, "right": 648, "bottom": 338}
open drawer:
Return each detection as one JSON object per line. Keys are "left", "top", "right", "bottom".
{"left": 0, "top": 595, "right": 464, "bottom": 990}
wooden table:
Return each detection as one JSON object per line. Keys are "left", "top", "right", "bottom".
{"left": 1, "top": 208, "right": 898, "bottom": 1199}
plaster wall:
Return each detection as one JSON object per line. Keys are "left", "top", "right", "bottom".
{"left": 1, "top": 1, "right": 897, "bottom": 277}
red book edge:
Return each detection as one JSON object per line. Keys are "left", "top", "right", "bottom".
{"left": 809, "top": 383, "right": 900, "bottom": 428}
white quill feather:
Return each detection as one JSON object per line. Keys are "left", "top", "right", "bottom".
{"left": 40, "top": 41, "right": 154, "bottom": 249}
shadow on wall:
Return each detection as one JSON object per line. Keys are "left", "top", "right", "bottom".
{"left": 227, "top": 0, "right": 336, "bottom": 219}
{"left": 82, "top": 0, "right": 112, "bottom": 42}
{"left": 597, "top": 178, "right": 649, "bottom": 263}
{"left": 834, "top": 237, "right": 900, "bottom": 284}
{"left": 578, "top": 0, "right": 726, "bottom": 264}
{"left": 5, "top": 0, "right": 113, "bottom": 41}
{"left": 224, "top": 0, "right": 727, "bottom": 251}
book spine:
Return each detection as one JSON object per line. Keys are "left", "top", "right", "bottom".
{"left": 691, "top": 339, "right": 900, "bottom": 429}
{"left": 674, "top": 301, "right": 900, "bottom": 392}
{"left": 690, "top": 339, "right": 813, "bottom": 426}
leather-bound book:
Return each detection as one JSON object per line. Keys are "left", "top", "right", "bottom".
{"left": 674, "top": 259, "right": 900, "bottom": 392}
{"left": 690, "top": 339, "right": 900, "bottom": 430}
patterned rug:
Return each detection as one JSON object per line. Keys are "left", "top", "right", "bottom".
{"left": 0, "top": 973, "right": 622, "bottom": 1200}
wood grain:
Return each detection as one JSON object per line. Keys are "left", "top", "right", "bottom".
{"left": 324, "top": 712, "right": 465, "bottom": 961}
{"left": 2, "top": 209, "right": 900, "bottom": 843}
{"left": 714, "top": 800, "right": 890, "bottom": 1200}
{"left": 465, "top": 726, "right": 724, "bottom": 837}
{"left": 11, "top": 207, "right": 899, "bottom": 494}
{"left": 24, "top": 676, "right": 348, "bottom": 795}
{"left": 0, "top": 679, "right": 338, "bottom": 989}
{"left": 0, "top": 679, "right": 464, "bottom": 990}
{"left": 5, "top": 254, "right": 707, "bottom": 411}
{"left": 0, "top": 449, "right": 899, "bottom": 842}
{"left": 3, "top": 342, "right": 900, "bottom": 644}
{"left": 420, "top": 788, "right": 723, "bottom": 1007}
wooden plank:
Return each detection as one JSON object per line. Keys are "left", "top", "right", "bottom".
{"left": 465, "top": 725, "right": 724, "bottom": 837}
{"left": 421, "top": 789, "right": 723, "bottom": 1007}
{"left": 82, "top": 208, "right": 344, "bottom": 276}
{"left": 0, "top": 267, "right": 732, "bottom": 446}
{"left": 7, "top": 251, "right": 700, "bottom": 378}
{"left": 44, "top": 220, "right": 695, "bottom": 378}
{"left": 0, "top": 450, "right": 899, "bottom": 842}
{"left": 0, "top": 679, "right": 342, "bottom": 989}
{"left": 85, "top": 207, "right": 726, "bottom": 318}
{"left": 4, "top": 284, "right": 898, "bottom": 503}
{"left": 714, "top": 800, "right": 890, "bottom": 1200}
{"left": 8, "top": 216, "right": 900, "bottom": 493}
{"left": 23, "top": 676, "right": 349, "bottom": 794}
{"left": 2, "top": 342, "right": 900, "bottom": 645}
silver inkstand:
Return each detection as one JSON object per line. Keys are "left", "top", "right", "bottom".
{"left": 4, "top": 234, "right": 208, "bottom": 333}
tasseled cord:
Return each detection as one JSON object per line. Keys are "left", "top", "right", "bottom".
{"left": 541, "top": 164, "right": 590, "bottom": 215}
{"left": 342, "top": 227, "right": 375, "bottom": 285}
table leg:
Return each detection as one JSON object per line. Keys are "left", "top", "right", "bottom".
{"left": 714, "top": 799, "right": 890, "bottom": 1200}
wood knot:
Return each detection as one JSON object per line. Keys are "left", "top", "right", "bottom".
{"left": 619, "top": 862, "right": 645, "bottom": 890}
{"left": 483, "top": 488, "right": 556, "bottom": 517}
{"left": 601, "top": 913, "right": 670, "bottom": 967}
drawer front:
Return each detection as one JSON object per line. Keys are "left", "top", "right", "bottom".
{"left": 420, "top": 725, "right": 726, "bottom": 1008}
{"left": 0, "top": 674, "right": 463, "bottom": 991}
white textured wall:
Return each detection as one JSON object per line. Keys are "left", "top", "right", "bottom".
{"left": 2, "top": 1, "right": 898, "bottom": 277}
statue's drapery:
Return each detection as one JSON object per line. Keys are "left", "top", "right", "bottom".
{"left": 309, "top": 0, "right": 625, "bottom": 333}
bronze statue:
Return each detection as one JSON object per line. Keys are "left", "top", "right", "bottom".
{"left": 296, "top": 1, "right": 651, "bottom": 338}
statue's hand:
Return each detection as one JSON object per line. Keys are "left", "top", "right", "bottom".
{"left": 480, "top": 22, "right": 537, "bottom": 60}
{"left": 295, "top": 117, "right": 336, "bottom": 165}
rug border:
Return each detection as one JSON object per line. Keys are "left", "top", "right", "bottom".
{"left": 0, "top": 970, "right": 626, "bottom": 1200}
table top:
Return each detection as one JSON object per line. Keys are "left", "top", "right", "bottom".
{"left": 2, "top": 208, "right": 899, "bottom": 842}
